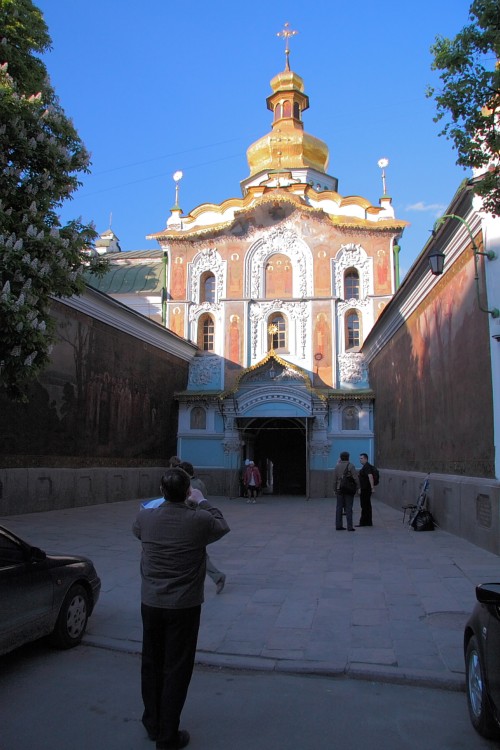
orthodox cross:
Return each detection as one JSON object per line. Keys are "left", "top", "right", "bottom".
{"left": 277, "top": 22, "right": 298, "bottom": 71}
{"left": 270, "top": 128, "right": 292, "bottom": 169}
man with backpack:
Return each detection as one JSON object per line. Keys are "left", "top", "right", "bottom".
{"left": 358, "top": 453, "right": 377, "bottom": 527}
{"left": 333, "top": 451, "right": 360, "bottom": 531}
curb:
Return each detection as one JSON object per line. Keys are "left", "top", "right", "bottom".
{"left": 83, "top": 635, "right": 465, "bottom": 693}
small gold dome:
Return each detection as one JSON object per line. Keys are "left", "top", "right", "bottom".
{"left": 246, "top": 66, "right": 330, "bottom": 177}
{"left": 246, "top": 127, "right": 329, "bottom": 176}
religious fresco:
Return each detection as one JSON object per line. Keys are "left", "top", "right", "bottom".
{"left": 375, "top": 248, "right": 391, "bottom": 293}
{"left": 369, "top": 256, "right": 494, "bottom": 476}
{"left": 170, "top": 305, "right": 184, "bottom": 337}
{"left": 265, "top": 253, "right": 293, "bottom": 298}
{"left": 228, "top": 252, "right": 242, "bottom": 295}
{"left": 171, "top": 255, "right": 186, "bottom": 299}
{"left": 0, "top": 300, "right": 189, "bottom": 464}
{"left": 314, "top": 248, "right": 331, "bottom": 296}
{"left": 228, "top": 314, "right": 241, "bottom": 364}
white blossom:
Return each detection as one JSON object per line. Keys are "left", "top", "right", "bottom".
{"left": 24, "top": 352, "right": 37, "bottom": 366}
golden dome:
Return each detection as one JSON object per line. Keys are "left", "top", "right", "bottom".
{"left": 246, "top": 66, "right": 330, "bottom": 177}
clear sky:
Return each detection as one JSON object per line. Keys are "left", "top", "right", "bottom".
{"left": 36, "top": 0, "right": 473, "bottom": 277}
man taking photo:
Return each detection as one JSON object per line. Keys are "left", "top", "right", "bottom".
{"left": 133, "top": 467, "right": 230, "bottom": 749}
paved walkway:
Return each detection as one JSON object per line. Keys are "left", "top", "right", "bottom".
{"left": 3, "top": 494, "right": 499, "bottom": 690}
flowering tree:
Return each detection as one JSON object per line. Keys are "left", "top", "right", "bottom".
{"left": 0, "top": 0, "right": 106, "bottom": 398}
{"left": 428, "top": 0, "right": 500, "bottom": 216}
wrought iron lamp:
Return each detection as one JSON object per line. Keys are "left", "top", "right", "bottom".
{"left": 428, "top": 213, "right": 499, "bottom": 318}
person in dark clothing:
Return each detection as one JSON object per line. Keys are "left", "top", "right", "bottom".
{"left": 333, "top": 451, "right": 360, "bottom": 531}
{"left": 358, "top": 453, "right": 375, "bottom": 526}
{"left": 243, "top": 460, "right": 261, "bottom": 502}
{"left": 133, "top": 468, "right": 230, "bottom": 750}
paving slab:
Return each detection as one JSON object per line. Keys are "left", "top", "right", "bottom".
{"left": 3, "top": 493, "right": 500, "bottom": 690}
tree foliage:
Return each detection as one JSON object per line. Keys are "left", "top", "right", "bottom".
{"left": 428, "top": 0, "right": 500, "bottom": 216}
{"left": 0, "top": 0, "right": 106, "bottom": 399}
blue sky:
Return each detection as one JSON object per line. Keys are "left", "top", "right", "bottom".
{"left": 36, "top": 0, "right": 473, "bottom": 277}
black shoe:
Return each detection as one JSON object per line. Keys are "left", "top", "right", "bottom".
{"left": 336, "top": 527, "right": 346, "bottom": 531}
{"left": 156, "top": 730, "right": 190, "bottom": 750}
{"left": 348, "top": 528, "right": 355, "bottom": 531}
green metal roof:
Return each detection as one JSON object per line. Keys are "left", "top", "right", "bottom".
{"left": 85, "top": 262, "right": 164, "bottom": 294}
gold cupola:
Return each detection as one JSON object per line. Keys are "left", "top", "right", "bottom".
{"left": 245, "top": 63, "right": 330, "bottom": 179}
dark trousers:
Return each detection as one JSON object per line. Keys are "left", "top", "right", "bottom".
{"left": 359, "top": 488, "right": 373, "bottom": 525}
{"left": 141, "top": 603, "right": 201, "bottom": 745}
{"left": 336, "top": 492, "right": 354, "bottom": 530}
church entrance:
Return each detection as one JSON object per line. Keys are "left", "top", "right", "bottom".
{"left": 238, "top": 417, "right": 309, "bottom": 495}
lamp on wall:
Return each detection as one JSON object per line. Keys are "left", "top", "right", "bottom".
{"left": 428, "top": 213, "right": 499, "bottom": 318}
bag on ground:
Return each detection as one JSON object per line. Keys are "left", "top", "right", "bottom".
{"left": 411, "top": 509, "right": 434, "bottom": 531}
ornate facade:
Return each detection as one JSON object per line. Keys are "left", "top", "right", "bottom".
{"left": 142, "top": 47, "right": 407, "bottom": 497}
{"left": 145, "top": 44, "right": 407, "bottom": 496}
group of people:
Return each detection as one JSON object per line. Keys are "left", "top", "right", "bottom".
{"left": 132, "top": 450, "right": 376, "bottom": 749}
{"left": 333, "top": 451, "right": 376, "bottom": 531}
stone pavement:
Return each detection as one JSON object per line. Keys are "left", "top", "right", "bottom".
{"left": 3, "top": 494, "right": 500, "bottom": 691}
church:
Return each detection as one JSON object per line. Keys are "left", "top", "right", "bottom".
{"left": 92, "top": 30, "right": 407, "bottom": 497}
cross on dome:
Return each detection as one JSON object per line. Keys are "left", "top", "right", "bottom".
{"left": 277, "top": 22, "right": 298, "bottom": 71}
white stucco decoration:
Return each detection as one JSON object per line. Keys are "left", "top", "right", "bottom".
{"left": 338, "top": 352, "right": 368, "bottom": 384}
{"left": 188, "top": 301, "right": 222, "bottom": 322}
{"left": 249, "top": 299, "right": 308, "bottom": 359}
{"left": 245, "top": 224, "right": 314, "bottom": 299}
{"left": 334, "top": 243, "right": 371, "bottom": 299}
{"left": 190, "top": 247, "right": 226, "bottom": 303}
{"left": 188, "top": 355, "right": 222, "bottom": 386}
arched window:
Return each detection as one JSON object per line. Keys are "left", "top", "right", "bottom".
{"left": 342, "top": 405, "right": 359, "bottom": 430}
{"left": 293, "top": 101, "right": 300, "bottom": 119}
{"left": 269, "top": 313, "right": 287, "bottom": 351}
{"left": 200, "top": 272, "right": 215, "bottom": 303}
{"left": 198, "top": 314, "right": 215, "bottom": 351}
{"left": 190, "top": 406, "right": 207, "bottom": 430}
{"left": 282, "top": 100, "right": 292, "bottom": 117}
{"left": 345, "top": 311, "right": 361, "bottom": 350}
{"left": 344, "top": 268, "right": 359, "bottom": 300}
{"left": 274, "top": 102, "right": 283, "bottom": 121}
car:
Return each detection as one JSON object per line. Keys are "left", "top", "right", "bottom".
{"left": 464, "top": 583, "right": 500, "bottom": 740}
{"left": 0, "top": 524, "right": 101, "bottom": 656}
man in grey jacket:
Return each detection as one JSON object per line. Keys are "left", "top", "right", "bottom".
{"left": 333, "top": 451, "right": 360, "bottom": 532}
{"left": 133, "top": 467, "right": 230, "bottom": 750}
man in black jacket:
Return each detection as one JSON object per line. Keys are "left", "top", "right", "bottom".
{"left": 358, "top": 452, "right": 375, "bottom": 526}
{"left": 133, "top": 468, "right": 230, "bottom": 750}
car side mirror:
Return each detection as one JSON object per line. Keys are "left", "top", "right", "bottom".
{"left": 29, "top": 546, "right": 47, "bottom": 562}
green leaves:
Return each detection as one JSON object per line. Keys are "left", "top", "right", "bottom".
{"left": 428, "top": 0, "right": 500, "bottom": 217}
{"left": 0, "top": 0, "right": 104, "bottom": 399}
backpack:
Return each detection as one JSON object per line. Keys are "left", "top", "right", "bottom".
{"left": 411, "top": 509, "right": 434, "bottom": 531}
{"left": 372, "top": 466, "right": 380, "bottom": 486}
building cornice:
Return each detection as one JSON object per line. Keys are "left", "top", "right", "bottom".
{"left": 362, "top": 181, "right": 479, "bottom": 362}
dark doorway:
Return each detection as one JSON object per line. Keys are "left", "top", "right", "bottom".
{"left": 239, "top": 417, "right": 307, "bottom": 495}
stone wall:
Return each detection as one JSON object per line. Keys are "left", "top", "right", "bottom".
{"left": 0, "top": 288, "right": 197, "bottom": 514}
{"left": 378, "top": 469, "right": 500, "bottom": 555}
